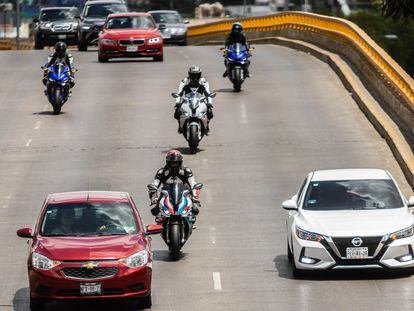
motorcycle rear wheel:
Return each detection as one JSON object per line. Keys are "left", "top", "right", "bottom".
{"left": 169, "top": 224, "right": 181, "bottom": 261}
{"left": 189, "top": 124, "right": 198, "bottom": 154}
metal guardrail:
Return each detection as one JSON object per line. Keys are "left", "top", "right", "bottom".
{"left": 188, "top": 11, "right": 414, "bottom": 109}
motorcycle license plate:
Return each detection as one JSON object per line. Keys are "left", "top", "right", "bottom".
{"left": 80, "top": 283, "right": 102, "bottom": 295}
{"left": 58, "top": 34, "right": 67, "bottom": 39}
{"left": 126, "top": 45, "right": 138, "bottom": 52}
{"left": 346, "top": 247, "right": 368, "bottom": 259}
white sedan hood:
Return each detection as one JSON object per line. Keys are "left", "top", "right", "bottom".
{"left": 297, "top": 208, "right": 414, "bottom": 237}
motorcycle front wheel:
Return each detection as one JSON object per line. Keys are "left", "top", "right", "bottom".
{"left": 51, "top": 88, "right": 62, "bottom": 115}
{"left": 189, "top": 124, "right": 199, "bottom": 154}
{"left": 232, "top": 67, "right": 242, "bottom": 92}
{"left": 169, "top": 224, "right": 181, "bottom": 261}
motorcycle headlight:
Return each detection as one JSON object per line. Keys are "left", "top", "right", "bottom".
{"left": 121, "top": 250, "right": 148, "bottom": 268}
{"left": 102, "top": 39, "right": 117, "bottom": 45}
{"left": 183, "top": 112, "right": 190, "bottom": 117}
{"left": 198, "top": 112, "right": 206, "bottom": 117}
{"left": 295, "top": 226, "right": 324, "bottom": 242}
{"left": 32, "top": 252, "right": 60, "bottom": 270}
{"left": 390, "top": 225, "right": 414, "bottom": 241}
{"left": 40, "top": 23, "right": 52, "bottom": 30}
{"left": 148, "top": 37, "right": 161, "bottom": 44}
{"left": 71, "top": 22, "right": 79, "bottom": 30}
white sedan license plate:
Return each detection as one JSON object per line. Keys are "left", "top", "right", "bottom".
{"left": 126, "top": 45, "right": 138, "bottom": 52}
{"left": 346, "top": 247, "right": 369, "bottom": 259}
{"left": 80, "top": 283, "right": 102, "bottom": 295}
{"left": 58, "top": 34, "right": 67, "bottom": 39}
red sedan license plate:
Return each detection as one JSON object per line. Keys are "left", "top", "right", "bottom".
{"left": 80, "top": 283, "right": 102, "bottom": 295}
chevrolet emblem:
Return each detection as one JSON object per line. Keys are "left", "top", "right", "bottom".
{"left": 82, "top": 262, "right": 98, "bottom": 269}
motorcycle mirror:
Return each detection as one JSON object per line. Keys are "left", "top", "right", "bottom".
{"left": 192, "top": 183, "right": 203, "bottom": 190}
{"left": 249, "top": 47, "right": 255, "bottom": 51}
{"left": 208, "top": 92, "right": 216, "bottom": 98}
{"left": 146, "top": 224, "right": 163, "bottom": 235}
{"left": 220, "top": 47, "right": 226, "bottom": 52}
{"left": 171, "top": 92, "right": 180, "bottom": 98}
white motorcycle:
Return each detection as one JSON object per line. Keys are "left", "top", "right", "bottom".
{"left": 172, "top": 90, "right": 216, "bottom": 154}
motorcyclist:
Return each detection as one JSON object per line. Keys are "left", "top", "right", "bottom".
{"left": 223, "top": 22, "right": 251, "bottom": 78}
{"left": 42, "top": 41, "right": 75, "bottom": 96}
{"left": 148, "top": 150, "right": 201, "bottom": 221}
{"left": 174, "top": 65, "right": 214, "bottom": 135}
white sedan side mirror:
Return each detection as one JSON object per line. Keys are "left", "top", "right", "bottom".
{"left": 408, "top": 196, "right": 414, "bottom": 207}
{"left": 282, "top": 199, "right": 298, "bottom": 211}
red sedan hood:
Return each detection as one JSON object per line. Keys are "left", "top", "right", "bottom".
{"left": 103, "top": 29, "right": 160, "bottom": 39}
{"left": 36, "top": 235, "right": 145, "bottom": 261}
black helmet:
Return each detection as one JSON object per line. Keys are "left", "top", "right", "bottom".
{"left": 188, "top": 65, "right": 202, "bottom": 84}
{"left": 232, "top": 22, "right": 243, "bottom": 33}
{"left": 55, "top": 41, "right": 67, "bottom": 57}
{"left": 166, "top": 150, "right": 183, "bottom": 169}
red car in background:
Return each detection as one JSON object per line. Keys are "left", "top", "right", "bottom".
{"left": 98, "top": 12, "right": 163, "bottom": 62}
{"left": 16, "top": 191, "right": 162, "bottom": 311}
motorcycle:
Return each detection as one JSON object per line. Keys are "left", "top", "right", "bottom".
{"left": 148, "top": 180, "right": 203, "bottom": 261}
{"left": 41, "top": 61, "right": 75, "bottom": 115}
{"left": 221, "top": 43, "right": 254, "bottom": 92}
{"left": 171, "top": 90, "right": 216, "bottom": 154}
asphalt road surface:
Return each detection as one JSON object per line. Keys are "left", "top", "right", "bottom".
{"left": 1, "top": 45, "right": 413, "bottom": 311}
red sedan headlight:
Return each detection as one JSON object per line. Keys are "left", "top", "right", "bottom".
{"left": 119, "top": 250, "right": 148, "bottom": 268}
{"left": 148, "top": 37, "right": 161, "bottom": 44}
{"left": 32, "top": 252, "right": 61, "bottom": 270}
{"left": 101, "top": 39, "right": 117, "bottom": 45}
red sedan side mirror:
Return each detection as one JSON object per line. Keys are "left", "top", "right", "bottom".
{"left": 17, "top": 228, "right": 33, "bottom": 238}
{"left": 146, "top": 224, "right": 163, "bottom": 235}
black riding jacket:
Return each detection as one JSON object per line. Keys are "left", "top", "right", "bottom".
{"left": 225, "top": 32, "right": 247, "bottom": 47}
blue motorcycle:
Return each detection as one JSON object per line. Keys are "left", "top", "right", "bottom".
{"left": 42, "top": 61, "right": 72, "bottom": 114}
{"left": 222, "top": 43, "right": 253, "bottom": 92}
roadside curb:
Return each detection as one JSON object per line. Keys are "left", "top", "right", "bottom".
{"left": 191, "top": 37, "right": 414, "bottom": 190}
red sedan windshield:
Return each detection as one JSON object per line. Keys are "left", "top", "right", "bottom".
{"left": 40, "top": 202, "right": 139, "bottom": 236}
{"left": 106, "top": 16, "right": 155, "bottom": 29}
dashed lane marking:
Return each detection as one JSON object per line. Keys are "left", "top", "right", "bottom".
{"left": 34, "top": 121, "right": 42, "bottom": 130}
{"left": 213, "top": 272, "right": 222, "bottom": 291}
{"left": 25, "top": 139, "right": 32, "bottom": 147}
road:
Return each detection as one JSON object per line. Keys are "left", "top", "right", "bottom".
{"left": 0, "top": 45, "right": 413, "bottom": 311}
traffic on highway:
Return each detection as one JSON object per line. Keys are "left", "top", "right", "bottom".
{"left": 3, "top": 2, "right": 414, "bottom": 311}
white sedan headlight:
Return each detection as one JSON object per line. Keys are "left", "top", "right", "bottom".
{"left": 295, "top": 226, "right": 324, "bottom": 242}
{"left": 82, "top": 25, "right": 92, "bottom": 30}
{"left": 32, "top": 252, "right": 60, "bottom": 270}
{"left": 122, "top": 250, "right": 148, "bottom": 268}
{"left": 390, "top": 225, "right": 414, "bottom": 241}
{"left": 102, "top": 39, "right": 117, "bottom": 45}
{"left": 148, "top": 37, "right": 161, "bottom": 44}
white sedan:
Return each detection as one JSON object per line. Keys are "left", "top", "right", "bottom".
{"left": 283, "top": 168, "right": 414, "bottom": 276}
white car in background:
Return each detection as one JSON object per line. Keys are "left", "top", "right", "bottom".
{"left": 283, "top": 169, "right": 414, "bottom": 276}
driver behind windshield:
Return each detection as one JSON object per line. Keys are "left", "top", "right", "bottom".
{"left": 52, "top": 208, "right": 77, "bottom": 234}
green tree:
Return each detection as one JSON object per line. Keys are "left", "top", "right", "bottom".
{"left": 382, "top": 0, "right": 414, "bottom": 20}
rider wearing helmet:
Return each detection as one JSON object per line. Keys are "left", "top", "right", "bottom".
{"left": 43, "top": 42, "right": 75, "bottom": 94}
{"left": 174, "top": 65, "right": 214, "bottom": 135}
{"left": 223, "top": 22, "right": 250, "bottom": 78}
{"left": 148, "top": 150, "right": 201, "bottom": 218}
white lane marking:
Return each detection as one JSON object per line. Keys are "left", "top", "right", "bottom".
{"left": 213, "top": 272, "right": 222, "bottom": 291}
{"left": 2, "top": 204, "right": 8, "bottom": 209}
{"left": 240, "top": 101, "right": 247, "bottom": 125}
{"left": 34, "top": 121, "right": 42, "bottom": 130}
{"left": 25, "top": 139, "right": 32, "bottom": 147}
{"left": 184, "top": 55, "right": 189, "bottom": 59}
{"left": 179, "top": 50, "right": 184, "bottom": 54}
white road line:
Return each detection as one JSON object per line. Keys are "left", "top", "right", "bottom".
{"left": 184, "top": 55, "right": 189, "bottom": 59}
{"left": 34, "top": 121, "right": 42, "bottom": 130}
{"left": 210, "top": 226, "right": 216, "bottom": 244}
{"left": 25, "top": 139, "right": 32, "bottom": 147}
{"left": 240, "top": 101, "right": 247, "bottom": 125}
{"left": 213, "top": 272, "right": 222, "bottom": 291}
{"left": 2, "top": 204, "right": 8, "bottom": 209}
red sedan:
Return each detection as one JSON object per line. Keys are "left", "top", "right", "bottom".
{"left": 98, "top": 12, "right": 163, "bottom": 62}
{"left": 16, "top": 191, "right": 162, "bottom": 311}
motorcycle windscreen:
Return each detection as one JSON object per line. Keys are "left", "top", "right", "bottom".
{"left": 166, "top": 182, "right": 185, "bottom": 208}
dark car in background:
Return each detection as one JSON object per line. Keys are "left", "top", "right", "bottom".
{"left": 76, "top": 0, "right": 128, "bottom": 51}
{"left": 33, "top": 7, "right": 79, "bottom": 49}
{"left": 148, "top": 10, "right": 188, "bottom": 46}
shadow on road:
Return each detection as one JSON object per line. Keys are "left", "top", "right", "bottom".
{"left": 153, "top": 249, "right": 188, "bottom": 262}
{"left": 33, "top": 111, "right": 66, "bottom": 116}
{"left": 161, "top": 147, "right": 205, "bottom": 155}
{"left": 13, "top": 287, "right": 147, "bottom": 311}
{"left": 92, "top": 59, "right": 156, "bottom": 64}
{"left": 214, "top": 88, "right": 236, "bottom": 93}
{"left": 273, "top": 255, "right": 412, "bottom": 281}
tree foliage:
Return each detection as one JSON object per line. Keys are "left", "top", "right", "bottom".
{"left": 382, "top": 0, "right": 414, "bottom": 20}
